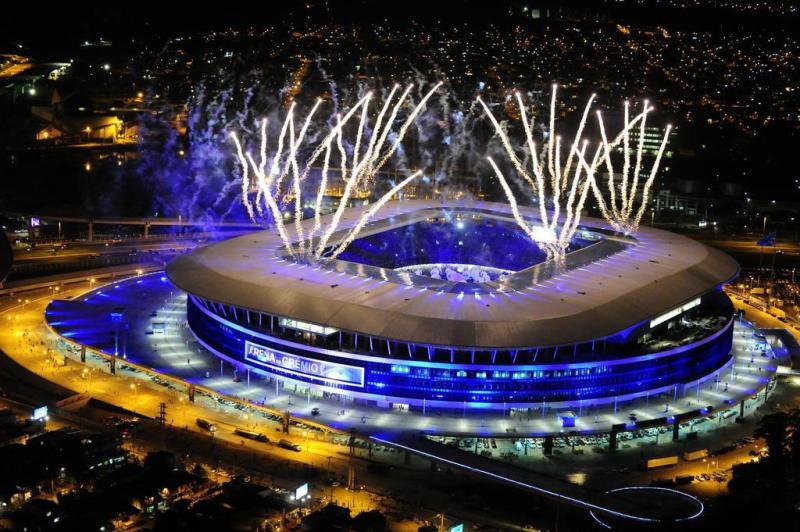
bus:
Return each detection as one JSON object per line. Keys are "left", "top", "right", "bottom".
{"left": 644, "top": 455, "right": 678, "bottom": 470}
{"left": 234, "top": 428, "right": 269, "bottom": 443}
{"left": 278, "top": 439, "right": 302, "bottom": 452}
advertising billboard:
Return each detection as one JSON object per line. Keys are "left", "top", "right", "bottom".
{"left": 32, "top": 406, "right": 48, "bottom": 421}
{"left": 244, "top": 341, "right": 364, "bottom": 387}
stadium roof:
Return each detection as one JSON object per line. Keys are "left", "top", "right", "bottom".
{"left": 167, "top": 200, "right": 738, "bottom": 348}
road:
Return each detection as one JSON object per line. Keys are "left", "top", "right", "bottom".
{"left": 12, "top": 239, "right": 201, "bottom": 262}
{"left": 694, "top": 236, "right": 800, "bottom": 256}
{"left": 0, "top": 58, "right": 32, "bottom": 78}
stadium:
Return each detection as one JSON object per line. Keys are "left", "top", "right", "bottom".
{"left": 166, "top": 199, "right": 740, "bottom": 413}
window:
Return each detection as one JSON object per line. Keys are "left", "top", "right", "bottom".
{"left": 278, "top": 317, "right": 338, "bottom": 336}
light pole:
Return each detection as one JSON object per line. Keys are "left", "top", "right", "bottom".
{"left": 82, "top": 368, "right": 92, "bottom": 393}
{"left": 130, "top": 382, "right": 139, "bottom": 410}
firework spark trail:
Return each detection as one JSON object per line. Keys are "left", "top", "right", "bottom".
{"left": 231, "top": 83, "right": 439, "bottom": 262}
{"left": 254, "top": 118, "right": 268, "bottom": 218}
{"left": 351, "top": 95, "right": 372, "bottom": 178}
{"left": 235, "top": 103, "right": 351, "bottom": 258}
{"left": 632, "top": 125, "right": 672, "bottom": 229}
{"left": 268, "top": 102, "right": 295, "bottom": 196}
{"left": 314, "top": 83, "right": 441, "bottom": 259}
{"left": 309, "top": 133, "right": 335, "bottom": 245}
{"left": 241, "top": 150, "right": 295, "bottom": 258}
{"left": 577, "top": 104, "right": 672, "bottom": 235}
{"left": 362, "top": 84, "right": 402, "bottom": 181}
{"left": 559, "top": 140, "right": 590, "bottom": 246}
{"left": 372, "top": 82, "right": 443, "bottom": 176}
{"left": 547, "top": 87, "right": 557, "bottom": 187}
{"left": 562, "top": 144, "right": 604, "bottom": 247}
{"left": 298, "top": 94, "right": 371, "bottom": 183}
{"left": 627, "top": 100, "right": 651, "bottom": 219}
{"left": 358, "top": 84, "right": 415, "bottom": 182}
{"left": 477, "top": 96, "right": 539, "bottom": 193}
{"left": 562, "top": 95, "right": 597, "bottom": 190}
{"left": 621, "top": 101, "right": 631, "bottom": 215}
{"left": 513, "top": 92, "right": 548, "bottom": 223}
{"left": 259, "top": 96, "right": 370, "bottom": 246}
{"left": 275, "top": 99, "right": 322, "bottom": 204}
{"left": 486, "top": 157, "right": 556, "bottom": 244}
{"left": 480, "top": 86, "right": 598, "bottom": 264}
{"left": 329, "top": 171, "right": 423, "bottom": 259}
{"left": 238, "top": 103, "right": 317, "bottom": 258}
{"left": 552, "top": 134, "right": 563, "bottom": 228}
{"left": 582, "top": 104, "right": 652, "bottom": 227}
{"left": 288, "top": 117, "right": 306, "bottom": 256}
{"left": 334, "top": 112, "right": 348, "bottom": 182}
{"left": 232, "top": 131, "right": 255, "bottom": 221}
{"left": 284, "top": 98, "right": 324, "bottom": 256}
{"left": 596, "top": 111, "right": 621, "bottom": 221}
{"left": 258, "top": 104, "right": 299, "bottom": 252}
{"left": 314, "top": 136, "right": 368, "bottom": 258}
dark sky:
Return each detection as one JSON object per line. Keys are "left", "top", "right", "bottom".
{"left": 3, "top": 0, "right": 796, "bottom": 53}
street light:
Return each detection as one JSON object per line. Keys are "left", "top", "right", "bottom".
{"left": 82, "top": 368, "right": 92, "bottom": 393}
{"left": 130, "top": 382, "right": 139, "bottom": 409}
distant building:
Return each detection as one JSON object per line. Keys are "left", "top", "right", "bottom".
{"left": 655, "top": 189, "right": 700, "bottom": 216}
{"left": 31, "top": 89, "right": 140, "bottom": 145}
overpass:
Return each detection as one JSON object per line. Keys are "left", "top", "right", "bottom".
{"left": 4, "top": 211, "right": 260, "bottom": 241}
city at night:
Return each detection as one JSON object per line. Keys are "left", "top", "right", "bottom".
{"left": 1, "top": 1, "right": 799, "bottom": 530}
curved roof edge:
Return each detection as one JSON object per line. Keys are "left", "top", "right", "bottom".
{"left": 167, "top": 201, "right": 739, "bottom": 348}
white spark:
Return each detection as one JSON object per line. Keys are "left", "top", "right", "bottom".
{"left": 230, "top": 83, "right": 439, "bottom": 262}
{"left": 579, "top": 102, "right": 672, "bottom": 235}
{"left": 480, "top": 85, "right": 596, "bottom": 265}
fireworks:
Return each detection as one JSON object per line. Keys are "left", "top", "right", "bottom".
{"left": 582, "top": 103, "right": 673, "bottom": 235}
{"left": 480, "top": 85, "right": 672, "bottom": 264}
{"left": 231, "top": 80, "right": 671, "bottom": 269}
{"left": 478, "top": 85, "right": 600, "bottom": 264}
{"left": 230, "top": 82, "right": 441, "bottom": 261}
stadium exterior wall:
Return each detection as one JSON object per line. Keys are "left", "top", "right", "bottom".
{"left": 186, "top": 293, "right": 735, "bottom": 411}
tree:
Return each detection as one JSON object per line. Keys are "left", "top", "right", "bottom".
{"left": 788, "top": 409, "right": 800, "bottom": 475}
{"left": 754, "top": 410, "right": 790, "bottom": 469}
{"left": 351, "top": 510, "right": 387, "bottom": 532}
{"left": 191, "top": 463, "right": 207, "bottom": 479}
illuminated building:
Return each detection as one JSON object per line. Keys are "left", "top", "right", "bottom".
{"left": 167, "top": 200, "right": 739, "bottom": 411}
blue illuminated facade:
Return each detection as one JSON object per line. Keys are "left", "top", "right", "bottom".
{"left": 186, "top": 289, "right": 735, "bottom": 409}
